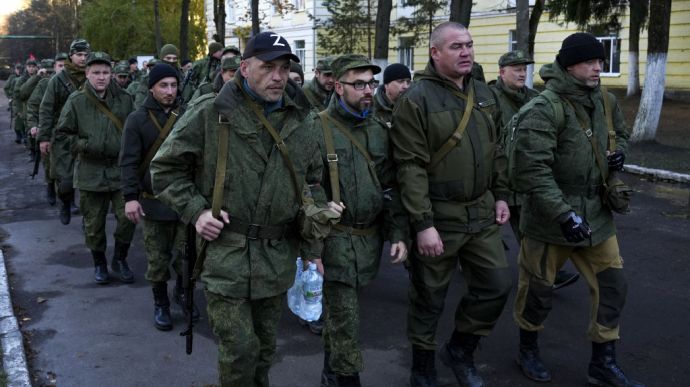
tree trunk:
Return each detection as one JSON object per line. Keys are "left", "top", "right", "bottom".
{"left": 251, "top": 0, "right": 260, "bottom": 36}
{"left": 526, "top": 0, "right": 544, "bottom": 88}
{"left": 179, "top": 0, "right": 190, "bottom": 60}
{"left": 627, "top": 1, "right": 646, "bottom": 97}
{"left": 367, "top": 0, "right": 372, "bottom": 59}
{"left": 373, "top": 0, "right": 392, "bottom": 72}
{"left": 154, "top": 0, "right": 162, "bottom": 54}
{"left": 631, "top": 0, "right": 672, "bottom": 142}
{"left": 450, "top": 0, "right": 472, "bottom": 27}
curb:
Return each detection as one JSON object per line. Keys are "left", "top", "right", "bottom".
{"left": 625, "top": 164, "right": 690, "bottom": 183}
{"left": 0, "top": 249, "right": 31, "bottom": 387}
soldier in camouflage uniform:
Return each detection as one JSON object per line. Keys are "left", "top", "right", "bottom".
{"left": 128, "top": 57, "right": 142, "bottom": 83}
{"left": 53, "top": 52, "right": 136, "bottom": 285}
{"left": 38, "top": 39, "right": 90, "bottom": 225}
{"left": 373, "top": 63, "right": 411, "bottom": 128}
{"left": 19, "top": 58, "right": 49, "bottom": 162}
{"left": 113, "top": 61, "right": 131, "bottom": 89}
{"left": 390, "top": 22, "right": 512, "bottom": 387}
{"left": 134, "top": 44, "right": 193, "bottom": 110}
{"left": 189, "top": 41, "right": 224, "bottom": 89}
{"left": 303, "top": 58, "right": 335, "bottom": 112}
{"left": 189, "top": 55, "right": 240, "bottom": 102}
{"left": 150, "top": 32, "right": 338, "bottom": 387}
{"left": 308, "top": 54, "right": 409, "bottom": 387}
{"left": 12, "top": 58, "right": 38, "bottom": 145}
{"left": 120, "top": 63, "right": 198, "bottom": 330}
{"left": 4, "top": 63, "right": 22, "bottom": 139}
{"left": 511, "top": 32, "right": 643, "bottom": 387}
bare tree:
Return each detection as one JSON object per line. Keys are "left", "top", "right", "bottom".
{"left": 373, "top": 0, "right": 393, "bottom": 71}
{"left": 631, "top": 0, "right": 672, "bottom": 142}
{"left": 449, "top": 0, "right": 472, "bottom": 26}
{"left": 154, "top": 0, "right": 162, "bottom": 54}
{"left": 515, "top": 0, "right": 531, "bottom": 86}
{"left": 214, "top": 0, "right": 226, "bottom": 44}
{"left": 179, "top": 0, "right": 191, "bottom": 60}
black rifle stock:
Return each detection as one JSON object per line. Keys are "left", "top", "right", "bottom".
{"left": 179, "top": 223, "right": 196, "bottom": 354}
{"left": 30, "top": 139, "right": 40, "bottom": 178}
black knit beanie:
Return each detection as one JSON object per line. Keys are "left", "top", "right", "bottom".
{"left": 557, "top": 32, "right": 606, "bottom": 68}
{"left": 148, "top": 63, "right": 179, "bottom": 88}
{"left": 383, "top": 63, "right": 411, "bottom": 84}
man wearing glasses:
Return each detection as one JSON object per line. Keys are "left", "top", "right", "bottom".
{"left": 391, "top": 22, "right": 512, "bottom": 387}
{"left": 308, "top": 54, "right": 409, "bottom": 387}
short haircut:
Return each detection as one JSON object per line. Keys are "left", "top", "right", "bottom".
{"left": 430, "top": 22, "right": 467, "bottom": 49}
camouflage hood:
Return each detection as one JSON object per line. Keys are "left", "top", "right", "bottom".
{"left": 540, "top": 60, "right": 599, "bottom": 108}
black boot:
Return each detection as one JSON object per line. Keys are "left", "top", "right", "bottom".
{"left": 410, "top": 348, "right": 439, "bottom": 387}
{"left": 59, "top": 198, "right": 71, "bottom": 225}
{"left": 440, "top": 331, "right": 484, "bottom": 387}
{"left": 174, "top": 275, "right": 200, "bottom": 322}
{"left": 516, "top": 329, "right": 551, "bottom": 382}
{"left": 320, "top": 351, "right": 337, "bottom": 387}
{"left": 112, "top": 241, "right": 134, "bottom": 283}
{"left": 152, "top": 282, "right": 173, "bottom": 331}
{"left": 92, "top": 250, "right": 109, "bottom": 284}
{"left": 335, "top": 373, "right": 361, "bottom": 387}
{"left": 46, "top": 184, "right": 56, "bottom": 206}
{"left": 588, "top": 341, "right": 644, "bottom": 387}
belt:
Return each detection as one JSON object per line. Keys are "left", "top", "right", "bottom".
{"left": 226, "top": 217, "right": 296, "bottom": 240}
{"left": 333, "top": 221, "right": 379, "bottom": 236}
{"left": 141, "top": 192, "right": 156, "bottom": 200}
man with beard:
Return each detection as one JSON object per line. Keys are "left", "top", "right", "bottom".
{"left": 150, "top": 32, "right": 338, "bottom": 387}
{"left": 120, "top": 63, "right": 199, "bottom": 330}
{"left": 373, "top": 63, "right": 411, "bottom": 128}
{"left": 309, "top": 54, "right": 409, "bottom": 387}
{"left": 134, "top": 44, "right": 193, "bottom": 109}
{"left": 38, "top": 39, "right": 90, "bottom": 225}
{"left": 53, "top": 52, "right": 136, "bottom": 285}
{"left": 303, "top": 57, "right": 335, "bottom": 112}
{"left": 391, "top": 22, "right": 512, "bottom": 387}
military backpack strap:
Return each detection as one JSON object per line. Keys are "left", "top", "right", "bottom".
{"left": 303, "top": 88, "right": 321, "bottom": 110}
{"left": 540, "top": 89, "right": 565, "bottom": 131}
{"left": 318, "top": 112, "right": 341, "bottom": 204}
{"left": 600, "top": 85, "right": 617, "bottom": 153}
{"left": 192, "top": 111, "right": 230, "bottom": 280}
{"left": 138, "top": 108, "right": 180, "bottom": 179}
{"left": 83, "top": 90, "right": 124, "bottom": 132}
{"left": 427, "top": 81, "right": 475, "bottom": 172}
{"left": 562, "top": 98, "right": 610, "bottom": 183}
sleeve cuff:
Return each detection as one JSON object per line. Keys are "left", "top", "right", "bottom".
{"left": 412, "top": 215, "right": 434, "bottom": 233}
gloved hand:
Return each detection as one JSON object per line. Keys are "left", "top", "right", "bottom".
{"left": 558, "top": 211, "right": 592, "bottom": 243}
{"left": 607, "top": 151, "right": 625, "bottom": 171}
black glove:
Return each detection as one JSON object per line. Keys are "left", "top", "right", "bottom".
{"left": 607, "top": 151, "right": 625, "bottom": 171}
{"left": 558, "top": 211, "right": 592, "bottom": 243}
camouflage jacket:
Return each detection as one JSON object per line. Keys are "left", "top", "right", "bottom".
{"left": 4, "top": 74, "right": 17, "bottom": 99}
{"left": 189, "top": 56, "right": 220, "bottom": 89}
{"left": 26, "top": 76, "right": 50, "bottom": 129}
{"left": 37, "top": 61, "right": 86, "bottom": 143}
{"left": 391, "top": 61, "right": 509, "bottom": 234}
{"left": 302, "top": 78, "right": 331, "bottom": 112}
{"left": 53, "top": 82, "right": 133, "bottom": 191}
{"left": 512, "top": 61, "right": 629, "bottom": 246}
{"left": 310, "top": 95, "right": 408, "bottom": 287}
{"left": 150, "top": 74, "right": 327, "bottom": 299}
{"left": 373, "top": 84, "right": 394, "bottom": 128}
{"left": 12, "top": 73, "right": 30, "bottom": 117}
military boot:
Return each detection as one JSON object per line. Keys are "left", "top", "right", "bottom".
{"left": 440, "top": 331, "right": 484, "bottom": 387}
{"left": 334, "top": 373, "right": 361, "bottom": 387}
{"left": 410, "top": 348, "right": 439, "bottom": 387}
{"left": 59, "top": 198, "right": 71, "bottom": 225}
{"left": 152, "top": 282, "right": 173, "bottom": 331}
{"left": 92, "top": 250, "right": 109, "bottom": 284}
{"left": 46, "top": 184, "right": 56, "bottom": 206}
{"left": 112, "top": 241, "right": 134, "bottom": 283}
{"left": 588, "top": 341, "right": 645, "bottom": 387}
{"left": 173, "top": 275, "right": 200, "bottom": 322}
{"left": 320, "top": 351, "right": 337, "bottom": 387}
{"left": 517, "top": 329, "right": 552, "bottom": 382}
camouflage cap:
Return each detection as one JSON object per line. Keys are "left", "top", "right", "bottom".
{"left": 208, "top": 41, "right": 224, "bottom": 55}
{"left": 330, "top": 54, "right": 381, "bottom": 80}
{"left": 86, "top": 51, "right": 112, "bottom": 67}
{"left": 69, "top": 38, "right": 90, "bottom": 54}
{"left": 315, "top": 57, "right": 334, "bottom": 73}
{"left": 160, "top": 43, "right": 179, "bottom": 58}
{"left": 25, "top": 58, "right": 38, "bottom": 66}
{"left": 146, "top": 58, "right": 160, "bottom": 67}
{"left": 55, "top": 52, "right": 69, "bottom": 61}
{"left": 498, "top": 50, "right": 534, "bottom": 67}
{"left": 222, "top": 45, "right": 241, "bottom": 56}
{"left": 114, "top": 63, "right": 129, "bottom": 75}
{"left": 40, "top": 59, "right": 55, "bottom": 71}
{"left": 221, "top": 56, "right": 241, "bottom": 71}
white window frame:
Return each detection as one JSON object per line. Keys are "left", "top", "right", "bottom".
{"left": 399, "top": 37, "right": 414, "bottom": 71}
{"left": 294, "top": 40, "right": 306, "bottom": 65}
{"left": 508, "top": 29, "right": 517, "bottom": 51}
{"left": 596, "top": 36, "right": 622, "bottom": 76}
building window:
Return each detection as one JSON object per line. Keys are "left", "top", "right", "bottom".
{"left": 294, "top": 0, "right": 305, "bottom": 10}
{"left": 399, "top": 38, "right": 414, "bottom": 71}
{"left": 294, "top": 40, "right": 306, "bottom": 65}
{"left": 509, "top": 30, "right": 517, "bottom": 51}
{"left": 596, "top": 36, "right": 621, "bottom": 75}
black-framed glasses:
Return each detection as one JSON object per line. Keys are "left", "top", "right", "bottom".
{"left": 339, "top": 79, "right": 379, "bottom": 90}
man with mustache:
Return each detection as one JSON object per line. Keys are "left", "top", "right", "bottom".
{"left": 391, "top": 22, "right": 512, "bottom": 387}
{"left": 53, "top": 51, "right": 136, "bottom": 285}
{"left": 150, "top": 32, "right": 338, "bottom": 386}
{"left": 511, "top": 32, "right": 642, "bottom": 386}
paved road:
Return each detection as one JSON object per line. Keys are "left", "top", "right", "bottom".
{"left": 0, "top": 81, "right": 688, "bottom": 386}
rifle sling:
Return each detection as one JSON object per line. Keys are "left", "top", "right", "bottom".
{"left": 600, "top": 86, "right": 616, "bottom": 152}
{"left": 84, "top": 90, "right": 124, "bottom": 132}
{"left": 427, "top": 81, "right": 475, "bottom": 172}
{"left": 138, "top": 109, "right": 179, "bottom": 178}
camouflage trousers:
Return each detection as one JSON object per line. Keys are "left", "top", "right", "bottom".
{"left": 42, "top": 152, "right": 53, "bottom": 185}
{"left": 14, "top": 115, "right": 25, "bottom": 141}
{"left": 142, "top": 218, "right": 183, "bottom": 283}
{"left": 407, "top": 224, "right": 512, "bottom": 350}
{"left": 323, "top": 280, "right": 362, "bottom": 375}
{"left": 513, "top": 235, "right": 627, "bottom": 343}
{"left": 80, "top": 190, "right": 136, "bottom": 253}
{"left": 205, "top": 290, "right": 283, "bottom": 387}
